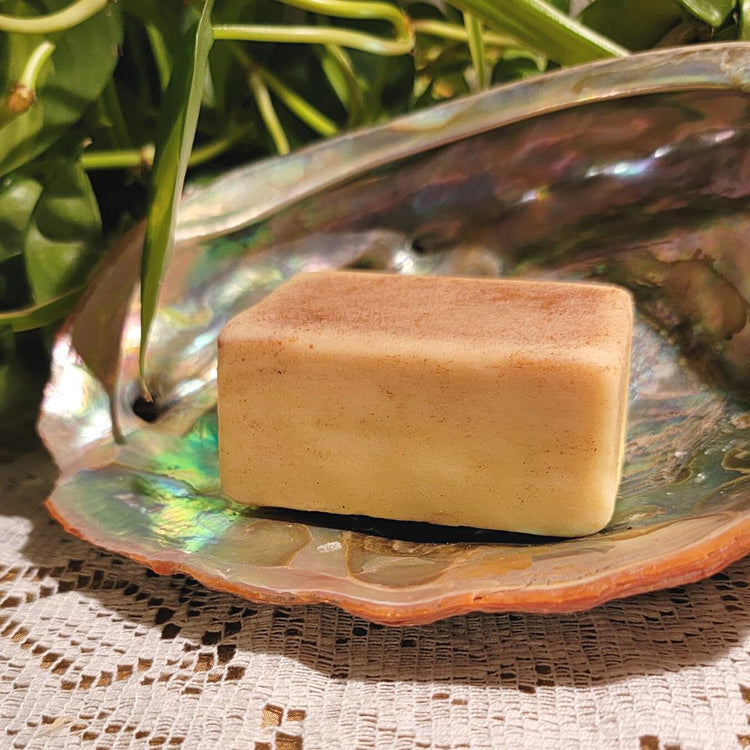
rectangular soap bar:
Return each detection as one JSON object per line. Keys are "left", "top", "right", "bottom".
{"left": 218, "top": 271, "right": 633, "bottom": 537}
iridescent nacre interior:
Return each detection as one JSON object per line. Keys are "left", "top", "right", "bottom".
{"left": 41, "top": 46, "right": 750, "bottom": 624}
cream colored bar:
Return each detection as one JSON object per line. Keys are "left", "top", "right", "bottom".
{"left": 218, "top": 271, "right": 633, "bottom": 537}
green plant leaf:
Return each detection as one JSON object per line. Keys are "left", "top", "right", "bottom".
{"left": 347, "top": 48, "right": 414, "bottom": 123}
{"left": 677, "top": 0, "right": 735, "bottom": 27}
{"left": 123, "top": 0, "right": 185, "bottom": 92}
{"left": 0, "top": 153, "right": 101, "bottom": 427}
{"left": 742, "top": 0, "right": 750, "bottom": 37}
{"left": 0, "top": 0, "right": 122, "bottom": 177}
{"left": 714, "top": 20, "right": 738, "bottom": 37}
{"left": 0, "top": 257, "right": 31, "bottom": 314}
{"left": 140, "top": 0, "right": 214, "bottom": 382}
{"left": 447, "top": 0, "right": 628, "bottom": 65}
{"left": 0, "top": 156, "right": 101, "bottom": 314}
{"left": 23, "top": 158, "right": 102, "bottom": 304}
{"left": 492, "top": 49, "right": 545, "bottom": 84}
{"left": 208, "top": 0, "right": 260, "bottom": 116}
{"left": 579, "top": 0, "right": 688, "bottom": 50}
{"left": 0, "top": 329, "right": 47, "bottom": 434}
{"left": 463, "top": 12, "right": 487, "bottom": 90}
{"left": 0, "top": 283, "right": 87, "bottom": 331}
{"left": 316, "top": 44, "right": 364, "bottom": 125}
{"left": 263, "top": 43, "right": 347, "bottom": 129}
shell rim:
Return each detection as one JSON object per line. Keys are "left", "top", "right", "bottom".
{"left": 39, "top": 43, "right": 750, "bottom": 625}
{"left": 44, "top": 495, "right": 750, "bottom": 625}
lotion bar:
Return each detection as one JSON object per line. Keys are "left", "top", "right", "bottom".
{"left": 218, "top": 271, "right": 633, "bottom": 537}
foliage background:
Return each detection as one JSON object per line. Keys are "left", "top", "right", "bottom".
{"left": 0, "top": 0, "right": 746, "bottom": 437}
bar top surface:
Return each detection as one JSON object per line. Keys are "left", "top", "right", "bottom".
{"left": 220, "top": 271, "right": 633, "bottom": 365}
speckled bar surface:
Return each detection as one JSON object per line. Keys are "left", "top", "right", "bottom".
{"left": 218, "top": 272, "right": 633, "bottom": 537}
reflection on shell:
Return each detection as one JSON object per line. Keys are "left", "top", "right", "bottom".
{"left": 41, "top": 45, "right": 750, "bottom": 625}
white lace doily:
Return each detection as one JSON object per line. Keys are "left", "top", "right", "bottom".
{"left": 1, "top": 449, "right": 748, "bottom": 749}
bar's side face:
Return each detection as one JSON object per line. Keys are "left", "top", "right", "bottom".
{"left": 218, "top": 272, "right": 633, "bottom": 537}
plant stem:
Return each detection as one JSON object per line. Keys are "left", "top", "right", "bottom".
{"left": 281, "top": 0, "right": 410, "bottom": 40}
{"left": 412, "top": 19, "right": 517, "bottom": 47}
{"left": 100, "top": 79, "right": 132, "bottom": 149}
{"left": 227, "top": 42, "right": 339, "bottom": 138}
{"left": 258, "top": 66, "right": 338, "bottom": 138}
{"left": 213, "top": 23, "right": 412, "bottom": 55}
{"left": 189, "top": 129, "right": 254, "bottom": 165}
{"left": 0, "top": 0, "right": 107, "bottom": 33}
{"left": 214, "top": 0, "right": 414, "bottom": 56}
{"left": 81, "top": 129, "right": 252, "bottom": 170}
{"left": 81, "top": 145, "right": 155, "bottom": 170}
{"left": 362, "top": 56, "right": 389, "bottom": 123}
{"left": 248, "top": 71, "right": 290, "bottom": 155}
{"left": 145, "top": 24, "right": 173, "bottom": 92}
{"left": 7, "top": 40, "right": 56, "bottom": 113}
{"left": 463, "top": 12, "right": 487, "bottom": 90}
{"left": 18, "top": 41, "right": 56, "bottom": 90}
{"left": 317, "top": 44, "right": 363, "bottom": 126}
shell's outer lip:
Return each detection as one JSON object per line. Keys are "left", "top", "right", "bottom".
{"left": 44, "top": 493, "right": 750, "bottom": 626}
{"left": 176, "top": 43, "right": 750, "bottom": 243}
